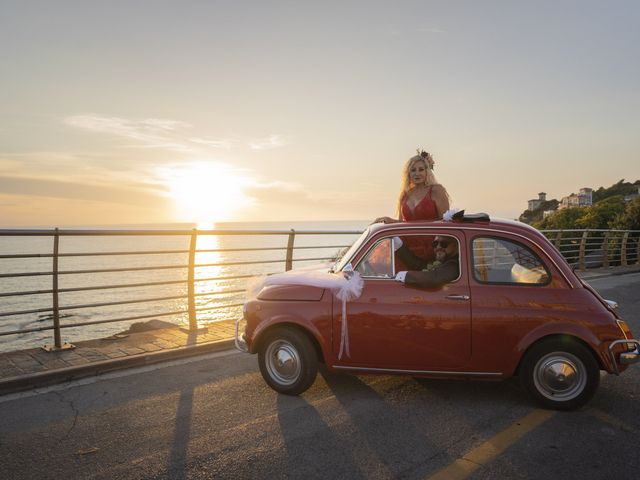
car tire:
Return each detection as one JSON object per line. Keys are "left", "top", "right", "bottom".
{"left": 520, "top": 338, "right": 600, "bottom": 411}
{"left": 258, "top": 328, "right": 318, "bottom": 395}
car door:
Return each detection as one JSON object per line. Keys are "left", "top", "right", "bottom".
{"left": 333, "top": 231, "right": 471, "bottom": 371}
{"left": 467, "top": 233, "right": 568, "bottom": 373}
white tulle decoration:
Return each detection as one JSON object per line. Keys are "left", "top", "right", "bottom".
{"left": 246, "top": 263, "right": 364, "bottom": 360}
{"left": 443, "top": 208, "right": 461, "bottom": 221}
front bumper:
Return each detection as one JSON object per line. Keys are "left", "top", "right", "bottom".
{"left": 235, "top": 316, "right": 248, "bottom": 353}
{"left": 608, "top": 339, "right": 640, "bottom": 375}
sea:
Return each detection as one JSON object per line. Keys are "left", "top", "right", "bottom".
{"left": 0, "top": 220, "right": 368, "bottom": 353}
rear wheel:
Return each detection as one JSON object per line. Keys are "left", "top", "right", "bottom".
{"left": 520, "top": 339, "right": 600, "bottom": 410}
{"left": 258, "top": 328, "right": 318, "bottom": 395}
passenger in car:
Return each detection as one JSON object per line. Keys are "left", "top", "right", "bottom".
{"left": 394, "top": 236, "right": 460, "bottom": 288}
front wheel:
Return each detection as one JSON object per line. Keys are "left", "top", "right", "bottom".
{"left": 258, "top": 328, "right": 318, "bottom": 395}
{"left": 520, "top": 339, "right": 600, "bottom": 410}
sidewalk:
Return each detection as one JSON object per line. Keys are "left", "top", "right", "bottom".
{"left": 2, "top": 264, "right": 639, "bottom": 396}
{"left": 0, "top": 320, "right": 236, "bottom": 395}
{"left": 575, "top": 264, "right": 640, "bottom": 280}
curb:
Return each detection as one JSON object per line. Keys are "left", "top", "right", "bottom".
{"left": 0, "top": 338, "right": 235, "bottom": 396}
{"left": 577, "top": 267, "right": 640, "bottom": 280}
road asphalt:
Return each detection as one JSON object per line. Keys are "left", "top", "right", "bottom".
{"left": 0, "top": 271, "right": 639, "bottom": 479}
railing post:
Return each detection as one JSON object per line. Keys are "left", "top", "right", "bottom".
{"left": 554, "top": 231, "right": 563, "bottom": 249}
{"left": 621, "top": 231, "right": 629, "bottom": 266}
{"left": 43, "top": 228, "right": 74, "bottom": 351}
{"left": 52, "top": 228, "right": 61, "bottom": 348}
{"left": 285, "top": 229, "right": 296, "bottom": 271}
{"left": 602, "top": 231, "right": 611, "bottom": 268}
{"left": 187, "top": 229, "right": 197, "bottom": 330}
{"left": 579, "top": 230, "right": 589, "bottom": 271}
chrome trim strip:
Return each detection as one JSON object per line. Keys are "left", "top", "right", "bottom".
{"left": 447, "top": 226, "right": 573, "bottom": 287}
{"left": 342, "top": 224, "right": 573, "bottom": 288}
{"left": 331, "top": 365, "right": 502, "bottom": 376}
{"left": 391, "top": 237, "right": 396, "bottom": 276}
{"left": 354, "top": 233, "right": 462, "bottom": 283}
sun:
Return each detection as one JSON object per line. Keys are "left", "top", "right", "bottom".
{"left": 163, "top": 162, "right": 253, "bottom": 224}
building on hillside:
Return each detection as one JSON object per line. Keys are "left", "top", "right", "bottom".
{"left": 624, "top": 186, "right": 640, "bottom": 202}
{"left": 559, "top": 187, "right": 592, "bottom": 209}
{"left": 527, "top": 192, "right": 546, "bottom": 211}
{"left": 543, "top": 210, "right": 556, "bottom": 219}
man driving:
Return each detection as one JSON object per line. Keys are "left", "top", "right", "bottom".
{"left": 394, "top": 235, "right": 460, "bottom": 288}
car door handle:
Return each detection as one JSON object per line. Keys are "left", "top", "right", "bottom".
{"left": 446, "top": 294, "right": 470, "bottom": 301}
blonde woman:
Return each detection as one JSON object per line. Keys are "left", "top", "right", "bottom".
{"left": 374, "top": 150, "right": 451, "bottom": 259}
{"left": 375, "top": 150, "right": 450, "bottom": 224}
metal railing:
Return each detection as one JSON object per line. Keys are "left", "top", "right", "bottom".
{"left": 0, "top": 228, "right": 361, "bottom": 350}
{"left": 1, "top": 227, "right": 639, "bottom": 352}
{"left": 540, "top": 229, "right": 640, "bottom": 270}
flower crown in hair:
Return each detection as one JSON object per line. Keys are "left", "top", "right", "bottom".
{"left": 417, "top": 149, "right": 435, "bottom": 169}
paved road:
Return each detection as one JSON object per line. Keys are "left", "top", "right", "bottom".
{"left": 2, "top": 274, "right": 639, "bottom": 479}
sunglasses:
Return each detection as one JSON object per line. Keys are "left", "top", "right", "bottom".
{"left": 432, "top": 239, "right": 452, "bottom": 248}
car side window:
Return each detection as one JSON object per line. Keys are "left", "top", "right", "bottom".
{"left": 355, "top": 238, "right": 394, "bottom": 278}
{"left": 472, "top": 237, "right": 550, "bottom": 285}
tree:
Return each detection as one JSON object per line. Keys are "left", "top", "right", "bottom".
{"left": 611, "top": 197, "right": 640, "bottom": 230}
{"left": 592, "top": 179, "right": 640, "bottom": 203}
{"left": 574, "top": 196, "right": 626, "bottom": 229}
{"left": 533, "top": 207, "right": 584, "bottom": 230}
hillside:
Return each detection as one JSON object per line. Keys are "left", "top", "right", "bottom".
{"left": 519, "top": 180, "right": 640, "bottom": 230}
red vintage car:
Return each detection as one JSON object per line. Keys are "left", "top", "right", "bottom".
{"left": 236, "top": 215, "right": 639, "bottom": 410}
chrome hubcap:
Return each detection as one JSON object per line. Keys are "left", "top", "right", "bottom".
{"left": 265, "top": 340, "right": 301, "bottom": 386}
{"left": 533, "top": 352, "right": 586, "bottom": 401}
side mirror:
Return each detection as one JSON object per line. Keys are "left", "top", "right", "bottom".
{"left": 342, "top": 262, "right": 354, "bottom": 278}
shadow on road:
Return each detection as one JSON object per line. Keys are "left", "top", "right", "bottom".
{"left": 166, "top": 386, "right": 194, "bottom": 480}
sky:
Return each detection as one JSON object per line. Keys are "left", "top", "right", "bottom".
{"left": 1, "top": 0, "right": 638, "bottom": 227}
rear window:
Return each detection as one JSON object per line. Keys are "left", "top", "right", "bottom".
{"left": 472, "top": 237, "right": 550, "bottom": 285}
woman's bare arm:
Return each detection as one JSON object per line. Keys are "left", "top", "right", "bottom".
{"left": 431, "top": 184, "right": 450, "bottom": 219}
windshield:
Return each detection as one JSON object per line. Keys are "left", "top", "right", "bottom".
{"left": 332, "top": 227, "right": 370, "bottom": 272}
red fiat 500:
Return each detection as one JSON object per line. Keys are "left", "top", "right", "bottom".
{"left": 236, "top": 216, "right": 638, "bottom": 410}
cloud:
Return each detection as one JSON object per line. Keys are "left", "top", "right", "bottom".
{"left": 65, "top": 115, "right": 190, "bottom": 139}
{"left": 0, "top": 150, "right": 165, "bottom": 188}
{"left": 249, "top": 134, "right": 290, "bottom": 150}
{"left": 65, "top": 114, "right": 290, "bottom": 154}
{"left": 65, "top": 114, "right": 198, "bottom": 153}
{"left": 245, "top": 179, "right": 364, "bottom": 209}
{"left": 0, "top": 175, "right": 167, "bottom": 207}
{"left": 189, "top": 137, "right": 235, "bottom": 149}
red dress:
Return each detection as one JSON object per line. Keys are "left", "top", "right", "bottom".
{"left": 400, "top": 187, "right": 438, "bottom": 222}
{"left": 399, "top": 187, "right": 438, "bottom": 261}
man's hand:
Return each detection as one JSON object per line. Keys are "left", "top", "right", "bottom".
{"left": 371, "top": 216, "right": 398, "bottom": 225}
